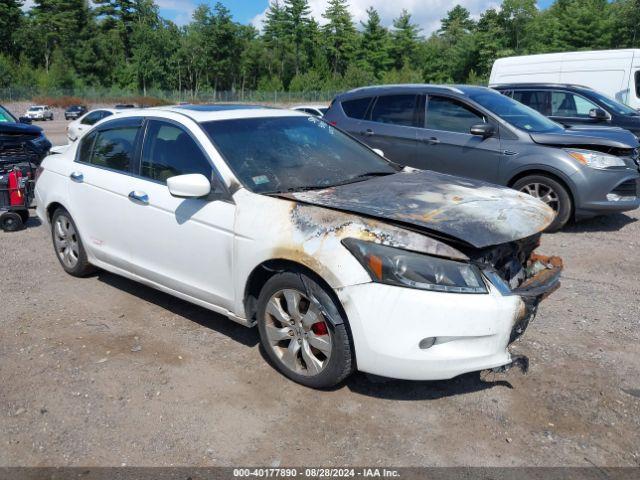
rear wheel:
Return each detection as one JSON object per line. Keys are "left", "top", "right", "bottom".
{"left": 51, "top": 208, "right": 95, "bottom": 277}
{"left": 257, "top": 272, "right": 354, "bottom": 388}
{"left": 1, "top": 212, "right": 24, "bottom": 232}
{"left": 513, "top": 175, "right": 572, "bottom": 232}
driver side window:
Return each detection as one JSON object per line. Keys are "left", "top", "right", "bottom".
{"left": 140, "top": 120, "right": 213, "bottom": 183}
{"left": 426, "top": 96, "right": 486, "bottom": 134}
{"left": 551, "top": 91, "right": 599, "bottom": 118}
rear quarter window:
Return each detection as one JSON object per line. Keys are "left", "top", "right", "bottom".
{"left": 636, "top": 71, "right": 640, "bottom": 98}
{"left": 341, "top": 97, "right": 372, "bottom": 119}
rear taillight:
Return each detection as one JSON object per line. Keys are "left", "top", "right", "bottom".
{"left": 329, "top": 121, "right": 337, "bottom": 126}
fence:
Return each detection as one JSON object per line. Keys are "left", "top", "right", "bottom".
{"left": 0, "top": 87, "right": 339, "bottom": 105}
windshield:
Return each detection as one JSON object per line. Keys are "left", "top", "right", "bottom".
{"left": 0, "top": 106, "right": 16, "bottom": 123}
{"left": 588, "top": 90, "right": 639, "bottom": 116}
{"left": 469, "top": 90, "right": 563, "bottom": 133}
{"left": 29, "top": 107, "right": 42, "bottom": 111}
{"left": 202, "top": 116, "right": 398, "bottom": 194}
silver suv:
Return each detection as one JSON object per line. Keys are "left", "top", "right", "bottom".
{"left": 324, "top": 85, "right": 640, "bottom": 230}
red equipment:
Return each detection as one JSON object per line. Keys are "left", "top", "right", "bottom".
{"left": 8, "top": 167, "right": 24, "bottom": 206}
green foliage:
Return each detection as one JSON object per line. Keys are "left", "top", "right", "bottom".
{"left": 0, "top": 0, "right": 638, "bottom": 97}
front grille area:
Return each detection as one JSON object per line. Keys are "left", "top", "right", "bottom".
{"left": 611, "top": 179, "right": 638, "bottom": 197}
{"left": 0, "top": 143, "right": 43, "bottom": 164}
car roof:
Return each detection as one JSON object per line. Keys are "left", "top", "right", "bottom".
{"left": 152, "top": 104, "right": 307, "bottom": 122}
{"left": 337, "top": 84, "right": 494, "bottom": 99}
{"left": 492, "top": 83, "right": 595, "bottom": 92}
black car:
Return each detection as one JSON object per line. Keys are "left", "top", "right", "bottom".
{"left": 493, "top": 83, "right": 640, "bottom": 138}
{"left": 0, "top": 104, "right": 52, "bottom": 166}
{"left": 64, "top": 105, "right": 87, "bottom": 120}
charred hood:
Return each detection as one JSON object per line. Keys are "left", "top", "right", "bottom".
{"left": 281, "top": 170, "right": 555, "bottom": 249}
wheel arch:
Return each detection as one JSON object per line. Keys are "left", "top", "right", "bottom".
{"left": 507, "top": 169, "right": 576, "bottom": 217}
{"left": 46, "top": 201, "right": 68, "bottom": 222}
{"left": 243, "top": 259, "right": 350, "bottom": 328}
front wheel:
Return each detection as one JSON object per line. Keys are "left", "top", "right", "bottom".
{"left": 51, "top": 208, "right": 95, "bottom": 277}
{"left": 256, "top": 272, "right": 354, "bottom": 388}
{"left": 513, "top": 175, "right": 572, "bottom": 232}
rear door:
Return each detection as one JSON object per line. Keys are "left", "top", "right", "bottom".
{"left": 122, "top": 118, "right": 236, "bottom": 310}
{"left": 67, "top": 117, "right": 143, "bottom": 269}
{"left": 416, "top": 95, "right": 503, "bottom": 183}
{"left": 355, "top": 94, "right": 423, "bottom": 165}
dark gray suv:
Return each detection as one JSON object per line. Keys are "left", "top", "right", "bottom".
{"left": 324, "top": 85, "right": 640, "bottom": 230}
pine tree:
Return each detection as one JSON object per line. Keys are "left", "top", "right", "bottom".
{"left": 322, "top": 0, "right": 356, "bottom": 76}
{"left": 390, "top": 9, "right": 421, "bottom": 70}
{"left": 359, "top": 7, "right": 390, "bottom": 78}
{"left": 284, "top": 0, "right": 312, "bottom": 76}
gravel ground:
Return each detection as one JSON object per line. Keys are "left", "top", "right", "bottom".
{"left": 1, "top": 102, "right": 639, "bottom": 468}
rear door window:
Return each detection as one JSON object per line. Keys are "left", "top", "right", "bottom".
{"left": 88, "top": 127, "right": 139, "bottom": 173}
{"left": 140, "top": 120, "right": 212, "bottom": 183}
{"left": 550, "top": 91, "right": 599, "bottom": 117}
{"left": 370, "top": 95, "right": 419, "bottom": 127}
{"left": 426, "top": 96, "right": 486, "bottom": 133}
{"left": 512, "top": 90, "right": 552, "bottom": 116}
{"left": 341, "top": 97, "right": 372, "bottom": 119}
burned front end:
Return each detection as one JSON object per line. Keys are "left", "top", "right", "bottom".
{"left": 469, "top": 234, "right": 563, "bottom": 346}
{"left": 0, "top": 127, "right": 52, "bottom": 167}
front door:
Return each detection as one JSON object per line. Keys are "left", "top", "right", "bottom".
{"left": 415, "top": 95, "right": 503, "bottom": 183}
{"left": 123, "top": 119, "right": 236, "bottom": 310}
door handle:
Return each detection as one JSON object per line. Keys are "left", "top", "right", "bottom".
{"left": 421, "top": 137, "right": 440, "bottom": 145}
{"left": 361, "top": 129, "right": 375, "bottom": 136}
{"left": 70, "top": 171, "right": 83, "bottom": 182}
{"left": 128, "top": 191, "right": 149, "bottom": 204}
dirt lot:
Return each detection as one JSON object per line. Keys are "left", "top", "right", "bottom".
{"left": 1, "top": 105, "right": 640, "bottom": 468}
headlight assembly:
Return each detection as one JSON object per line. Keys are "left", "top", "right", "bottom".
{"left": 342, "top": 239, "right": 487, "bottom": 294}
{"left": 566, "top": 149, "right": 626, "bottom": 169}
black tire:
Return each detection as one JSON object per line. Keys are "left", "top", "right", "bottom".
{"left": 17, "top": 209, "right": 29, "bottom": 225}
{"left": 50, "top": 207, "right": 95, "bottom": 277}
{"left": 256, "top": 272, "right": 354, "bottom": 388}
{"left": 1, "top": 212, "right": 24, "bottom": 232}
{"left": 512, "top": 174, "right": 572, "bottom": 232}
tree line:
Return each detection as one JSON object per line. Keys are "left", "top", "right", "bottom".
{"left": 0, "top": 0, "right": 639, "bottom": 98}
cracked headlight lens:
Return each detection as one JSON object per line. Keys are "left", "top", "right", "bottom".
{"left": 566, "top": 149, "right": 626, "bottom": 169}
{"left": 343, "top": 239, "right": 487, "bottom": 294}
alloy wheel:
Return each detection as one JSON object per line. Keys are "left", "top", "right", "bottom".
{"left": 264, "top": 288, "right": 332, "bottom": 377}
{"left": 53, "top": 215, "right": 80, "bottom": 269}
{"left": 519, "top": 182, "right": 560, "bottom": 212}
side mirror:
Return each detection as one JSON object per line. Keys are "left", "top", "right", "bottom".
{"left": 372, "top": 148, "right": 384, "bottom": 157}
{"left": 589, "top": 108, "right": 608, "bottom": 120}
{"left": 19, "top": 117, "right": 32, "bottom": 124}
{"left": 167, "top": 174, "right": 211, "bottom": 198}
{"left": 470, "top": 123, "right": 495, "bottom": 138}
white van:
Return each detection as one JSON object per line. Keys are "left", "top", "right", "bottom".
{"left": 489, "top": 49, "right": 640, "bottom": 110}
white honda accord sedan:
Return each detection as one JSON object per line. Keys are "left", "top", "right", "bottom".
{"left": 35, "top": 105, "right": 562, "bottom": 388}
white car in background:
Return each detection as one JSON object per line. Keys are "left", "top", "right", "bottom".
{"left": 67, "top": 108, "right": 119, "bottom": 142}
{"left": 291, "top": 105, "right": 328, "bottom": 117}
{"left": 25, "top": 105, "right": 54, "bottom": 121}
{"left": 35, "top": 105, "right": 562, "bottom": 388}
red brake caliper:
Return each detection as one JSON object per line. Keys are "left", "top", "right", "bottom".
{"left": 311, "top": 322, "right": 328, "bottom": 336}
